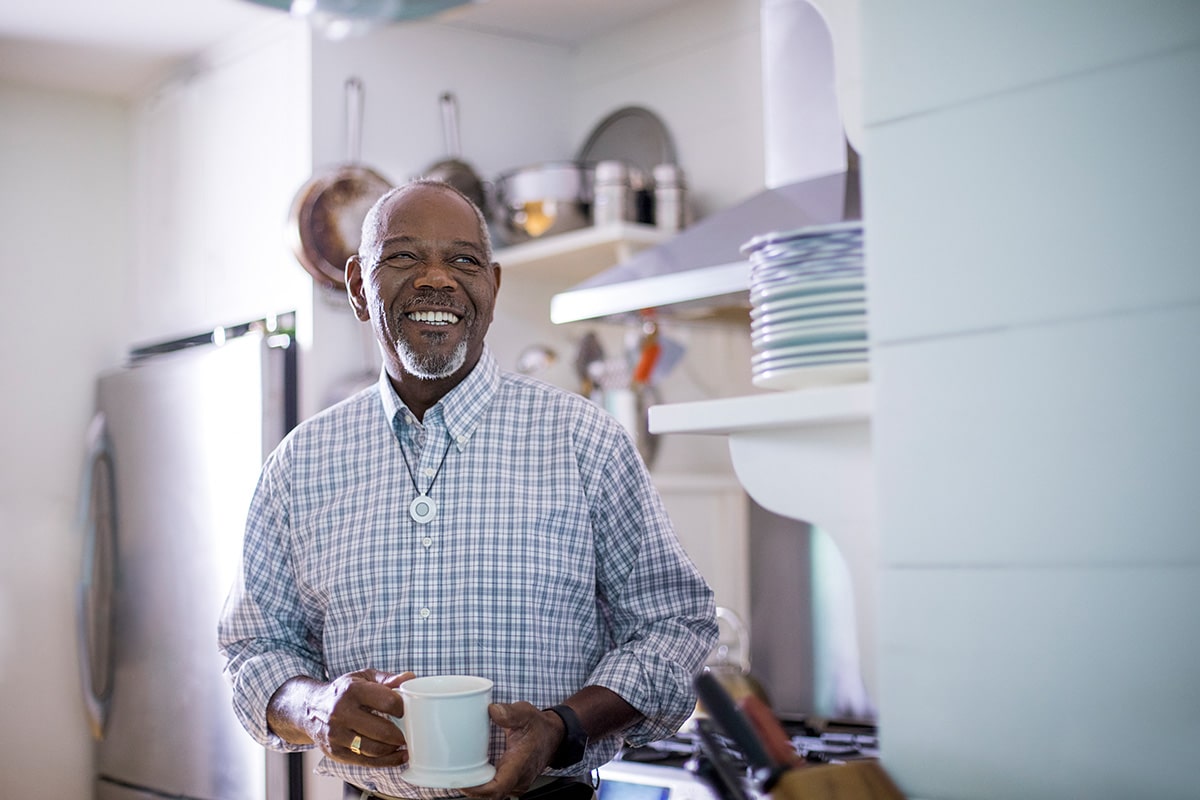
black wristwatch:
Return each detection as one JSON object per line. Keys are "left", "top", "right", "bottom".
{"left": 545, "top": 704, "right": 589, "bottom": 768}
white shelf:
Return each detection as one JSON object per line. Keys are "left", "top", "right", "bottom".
{"left": 550, "top": 260, "right": 750, "bottom": 325}
{"left": 494, "top": 222, "right": 666, "bottom": 284}
{"left": 649, "top": 381, "right": 879, "bottom": 706}
{"left": 648, "top": 382, "right": 872, "bottom": 436}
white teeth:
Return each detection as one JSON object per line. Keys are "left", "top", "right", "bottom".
{"left": 407, "top": 310, "right": 460, "bottom": 325}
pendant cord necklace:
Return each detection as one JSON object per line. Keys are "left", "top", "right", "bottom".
{"left": 398, "top": 437, "right": 453, "bottom": 524}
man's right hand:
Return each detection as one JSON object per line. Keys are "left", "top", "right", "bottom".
{"left": 267, "top": 670, "right": 413, "bottom": 766}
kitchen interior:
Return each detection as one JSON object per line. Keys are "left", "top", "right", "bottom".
{"left": 1, "top": 1, "right": 1197, "bottom": 799}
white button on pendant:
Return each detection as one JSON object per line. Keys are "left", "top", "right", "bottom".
{"left": 409, "top": 494, "right": 437, "bottom": 524}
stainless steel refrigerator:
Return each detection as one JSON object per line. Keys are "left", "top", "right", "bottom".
{"left": 77, "top": 318, "right": 300, "bottom": 800}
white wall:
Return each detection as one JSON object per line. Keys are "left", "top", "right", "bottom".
{"left": 865, "top": 2, "right": 1200, "bottom": 798}
{"left": 128, "top": 22, "right": 312, "bottom": 345}
{"left": 570, "top": 0, "right": 765, "bottom": 217}
{"left": 0, "top": 81, "right": 131, "bottom": 798}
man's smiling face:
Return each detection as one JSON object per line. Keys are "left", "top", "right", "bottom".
{"left": 349, "top": 182, "right": 500, "bottom": 386}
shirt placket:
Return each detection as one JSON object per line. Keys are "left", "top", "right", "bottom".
{"left": 405, "top": 412, "right": 449, "bottom": 669}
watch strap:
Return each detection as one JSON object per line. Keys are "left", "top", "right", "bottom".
{"left": 545, "top": 704, "right": 588, "bottom": 768}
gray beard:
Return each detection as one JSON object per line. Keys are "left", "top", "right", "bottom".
{"left": 396, "top": 337, "right": 469, "bottom": 380}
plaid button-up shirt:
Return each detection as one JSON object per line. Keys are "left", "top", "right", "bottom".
{"left": 219, "top": 347, "right": 717, "bottom": 798}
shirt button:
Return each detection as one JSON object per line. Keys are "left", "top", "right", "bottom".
{"left": 422, "top": 467, "right": 435, "bottom": 477}
{"left": 457, "top": 434, "right": 467, "bottom": 444}
{"left": 419, "top": 607, "right": 431, "bottom": 619}
{"left": 422, "top": 537, "right": 433, "bottom": 548}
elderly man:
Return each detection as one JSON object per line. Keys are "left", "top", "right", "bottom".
{"left": 219, "top": 180, "right": 717, "bottom": 800}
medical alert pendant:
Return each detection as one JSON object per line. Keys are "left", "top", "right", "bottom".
{"left": 399, "top": 439, "right": 452, "bottom": 526}
{"left": 410, "top": 494, "right": 437, "bottom": 524}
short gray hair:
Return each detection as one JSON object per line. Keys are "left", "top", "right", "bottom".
{"left": 359, "top": 178, "right": 493, "bottom": 268}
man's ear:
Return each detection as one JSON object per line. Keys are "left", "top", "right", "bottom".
{"left": 345, "top": 254, "right": 370, "bottom": 321}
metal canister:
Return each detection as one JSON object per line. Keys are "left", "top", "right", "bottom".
{"left": 592, "top": 160, "right": 631, "bottom": 226}
{"left": 653, "top": 163, "right": 689, "bottom": 232}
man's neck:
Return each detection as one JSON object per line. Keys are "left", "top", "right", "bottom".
{"left": 388, "top": 356, "right": 479, "bottom": 421}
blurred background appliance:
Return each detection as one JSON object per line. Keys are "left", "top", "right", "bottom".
{"left": 77, "top": 317, "right": 299, "bottom": 800}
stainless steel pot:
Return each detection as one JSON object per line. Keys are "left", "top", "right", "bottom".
{"left": 491, "top": 161, "right": 593, "bottom": 245}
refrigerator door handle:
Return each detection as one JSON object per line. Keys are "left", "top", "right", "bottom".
{"left": 77, "top": 412, "right": 118, "bottom": 740}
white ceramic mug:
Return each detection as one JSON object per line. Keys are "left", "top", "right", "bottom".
{"left": 395, "top": 675, "right": 496, "bottom": 788}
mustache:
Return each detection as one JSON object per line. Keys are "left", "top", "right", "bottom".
{"left": 401, "top": 291, "right": 462, "bottom": 313}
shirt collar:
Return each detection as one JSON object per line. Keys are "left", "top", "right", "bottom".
{"left": 376, "top": 345, "right": 500, "bottom": 451}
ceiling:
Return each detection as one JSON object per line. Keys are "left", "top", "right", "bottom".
{"left": 0, "top": 0, "right": 688, "bottom": 99}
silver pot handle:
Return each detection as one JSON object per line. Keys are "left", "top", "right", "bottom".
{"left": 76, "top": 412, "right": 117, "bottom": 740}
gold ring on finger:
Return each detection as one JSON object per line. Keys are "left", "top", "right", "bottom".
{"left": 350, "top": 734, "right": 363, "bottom": 755}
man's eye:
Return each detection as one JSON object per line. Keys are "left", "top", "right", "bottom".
{"left": 454, "top": 255, "right": 481, "bottom": 267}
{"left": 382, "top": 253, "right": 416, "bottom": 266}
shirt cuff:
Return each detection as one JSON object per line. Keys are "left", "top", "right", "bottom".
{"left": 228, "top": 650, "right": 325, "bottom": 752}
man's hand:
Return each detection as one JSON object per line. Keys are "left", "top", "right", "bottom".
{"left": 267, "top": 670, "right": 413, "bottom": 766}
{"left": 460, "top": 702, "right": 565, "bottom": 800}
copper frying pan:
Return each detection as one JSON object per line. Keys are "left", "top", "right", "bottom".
{"left": 287, "top": 77, "right": 392, "bottom": 291}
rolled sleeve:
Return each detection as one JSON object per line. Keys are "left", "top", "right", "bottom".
{"left": 588, "top": 437, "right": 719, "bottom": 745}
{"left": 222, "top": 638, "right": 324, "bottom": 750}
{"left": 218, "top": 451, "right": 325, "bottom": 751}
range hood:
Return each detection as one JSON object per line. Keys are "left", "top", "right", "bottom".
{"left": 550, "top": 0, "right": 858, "bottom": 325}
{"left": 549, "top": 166, "right": 860, "bottom": 324}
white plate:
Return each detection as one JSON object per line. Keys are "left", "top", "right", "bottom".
{"left": 748, "top": 275, "right": 864, "bottom": 299}
{"left": 403, "top": 762, "right": 496, "bottom": 789}
{"left": 751, "top": 325, "right": 866, "bottom": 348}
{"left": 751, "top": 289, "right": 864, "bottom": 310}
{"left": 752, "top": 297, "right": 867, "bottom": 317}
{"left": 751, "top": 261, "right": 863, "bottom": 282}
{"left": 752, "top": 361, "right": 870, "bottom": 391}
{"left": 754, "top": 353, "right": 868, "bottom": 373}
{"left": 752, "top": 317, "right": 865, "bottom": 336}
{"left": 753, "top": 315, "right": 865, "bottom": 335}
{"left": 750, "top": 304, "right": 866, "bottom": 327}
{"left": 750, "top": 283, "right": 864, "bottom": 307}
{"left": 743, "top": 221, "right": 864, "bottom": 257}
{"left": 751, "top": 342, "right": 868, "bottom": 364}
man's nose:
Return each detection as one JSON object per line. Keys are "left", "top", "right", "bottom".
{"left": 413, "top": 260, "right": 456, "bottom": 291}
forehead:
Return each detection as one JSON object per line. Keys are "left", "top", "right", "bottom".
{"left": 373, "top": 184, "right": 482, "bottom": 248}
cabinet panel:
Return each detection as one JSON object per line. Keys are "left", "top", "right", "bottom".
{"left": 863, "top": 0, "right": 1200, "bottom": 125}
{"left": 880, "top": 565, "right": 1200, "bottom": 800}
{"left": 875, "top": 303, "right": 1200, "bottom": 567}
{"left": 868, "top": 44, "right": 1200, "bottom": 344}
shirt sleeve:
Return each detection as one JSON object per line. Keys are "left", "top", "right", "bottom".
{"left": 582, "top": 420, "right": 719, "bottom": 745}
{"left": 218, "top": 445, "right": 325, "bottom": 752}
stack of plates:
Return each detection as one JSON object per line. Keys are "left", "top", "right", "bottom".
{"left": 742, "top": 221, "right": 867, "bottom": 391}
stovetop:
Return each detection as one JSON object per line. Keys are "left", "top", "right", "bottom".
{"left": 616, "top": 717, "right": 879, "bottom": 768}
{"left": 598, "top": 716, "right": 879, "bottom": 800}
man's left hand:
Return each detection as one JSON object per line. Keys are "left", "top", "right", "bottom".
{"left": 460, "top": 702, "right": 564, "bottom": 800}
